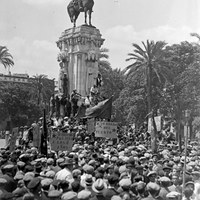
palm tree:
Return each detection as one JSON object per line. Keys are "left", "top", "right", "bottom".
{"left": 99, "top": 48, "right": 112, "bottom": 72}
{"left": 191, "top": 33, "right": 200, "bottom": 41}
{"left": 98, "top": 48, "right": 112, "bottom": 98}
{"left": 126, "top": 40, "right": 171, "bottom": 152}
{"left": 32, "top": 74, "right": 47, "bottom": 106}
{"left": 0, "top": 46, "right": 14, "bottom": 73}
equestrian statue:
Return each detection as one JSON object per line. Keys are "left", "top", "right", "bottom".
{"left": 67, "top": 0, "right": 94, "bottom": 27}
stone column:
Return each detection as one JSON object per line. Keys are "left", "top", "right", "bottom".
{"left": 77, "top": 54, "right": 82, "bottom": 93}
{"left": 56, "top": 25, "right": 104, "bottom": 97}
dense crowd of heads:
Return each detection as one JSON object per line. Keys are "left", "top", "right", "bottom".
{"left": 0, "top": 121, "right": 199, "bottom": 200}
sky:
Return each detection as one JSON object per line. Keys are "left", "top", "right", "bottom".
{"left": 0, "top": 0, "right": 200, "bottom": 79}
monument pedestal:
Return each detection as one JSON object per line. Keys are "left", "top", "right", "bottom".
{"left": 57, "top": 25, "right": 104, "bottom": 97}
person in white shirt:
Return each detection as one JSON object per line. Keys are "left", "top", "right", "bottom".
{"left": 55, "top": 159, "right": 74, "bottom": 183}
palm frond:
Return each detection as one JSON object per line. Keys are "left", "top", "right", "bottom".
{"left": 0, "top": 46, "right": 14, "bottom": 69}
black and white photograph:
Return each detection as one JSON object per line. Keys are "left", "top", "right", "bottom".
{"left": 0, "top": 0, "right": 200, "bottom": 200}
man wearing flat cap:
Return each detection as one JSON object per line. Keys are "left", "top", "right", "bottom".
{"left": 27, "top": 177, "right": 42, "bottom": 200}
{"left": 147, "top": 171, "right": 157, "bottom": 183}
{"left": 159, "top": 177, "right": 171, "bottom": 200}
{"left": 62, "top": 191, "right": 77, "bottom": 200}
{"left": 136, "top": 181, "right": 147, "bottom": 200}
{"left": 41, "top": 178, "right": 53, "bottom": 200}
{"left": 0, "top": 164, "right": 17, "bottom": 192}
{"left": 77, "top": 190, "right": 92, "bottom": 200}
{"left": 60, "top": 180, "right": 71, "bottom": 195}
{"left": 163, "top": 166, "right": 172, "bottom": 178}
{"left": 103, "top": 174, "right": 119, "bottom": 199}
{"left": 166, "top": 191, "right": 180, "bottom": 200}
{"left": 143, "top": 183, "right": 161, "bottom": 200}
{"left": 118, "top": 178, "right": 132, "bottom": 198}
{"left": 48, "top": 190, "right": 62, "bottom": 200}
{"left": 81, "top": 165, "right": 95, "bottom": 187}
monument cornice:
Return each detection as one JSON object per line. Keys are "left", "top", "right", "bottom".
{"left": 56, "top": 26, "right": 105, "bottom": 49}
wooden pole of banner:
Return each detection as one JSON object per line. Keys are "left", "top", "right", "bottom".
{"left": 182, "top": 110, "right": 190, "bottom": 197}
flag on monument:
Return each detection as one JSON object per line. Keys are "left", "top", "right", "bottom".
{"left": 85, "top": 96, "right": 113, "bottom": 119}
{"left": 40, "top": 109, "right": 48, "bottom": 156}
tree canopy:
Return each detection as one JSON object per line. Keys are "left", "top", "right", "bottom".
{"left": 99, "top": 35, "right": 200, "bottom": 143}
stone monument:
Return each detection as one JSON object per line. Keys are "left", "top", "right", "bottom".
{"left": 57, "top": 25, "right": 104, "bottom": 97}
{"left": 56, "top": 0, "right": 104, "bottom": 98}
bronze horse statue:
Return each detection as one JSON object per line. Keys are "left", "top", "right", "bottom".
{"left": 67, "top": 0, "right": 94, "bottom": 27}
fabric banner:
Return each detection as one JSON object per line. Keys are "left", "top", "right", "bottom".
{"left": 75, "top": 97, "right": 113, "bottom": 120}
{"left": 95, "top": 121, "right": 118, "bottom": 138}
{"left": 33, "top": 125, "right": 41, "bottom": 148}
{"left": 10, "top": 127, "right": 19, "bottom": 152}
{"left": 50, "top": 131, "right": 74, "bottom": 152}
{"left": 87, "top": 118, "right": 95, "bottom": 134}
{"left": 86, "top": 97, "right": 113, "bottom": 119}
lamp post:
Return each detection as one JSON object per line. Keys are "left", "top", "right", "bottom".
{"left": 182, "top": 109, "right": 190, "bottom": 196}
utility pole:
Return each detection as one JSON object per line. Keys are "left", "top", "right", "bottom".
{"left": 182, "top": 110, "right": 190, "bottom": 196}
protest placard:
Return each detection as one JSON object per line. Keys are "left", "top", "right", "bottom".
{"left": 87, "top": 118, "right": 95, "bottom": 134}
{"left": 50, "top": 131, "right": 74, "bottom": 151}
{"left": 95, "top": 121, "right": 118, "bottom": 138}
{"left": 10, "top": 127, "right": 19, "bottom": 152}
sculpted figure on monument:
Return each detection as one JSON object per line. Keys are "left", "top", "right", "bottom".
{"left": 67, "top": 0, "right": 94, "bottom": 27}
{"left": 57, "top": 51, "right": 69, "bottom": 97}
{"left": 62, "top": 73, "right": 69, "bottom": 98}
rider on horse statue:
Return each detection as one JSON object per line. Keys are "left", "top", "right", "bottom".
{"left": 73, "top": 0, "right": 83, "bottom": 11}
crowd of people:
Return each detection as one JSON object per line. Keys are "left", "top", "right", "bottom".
{"left": 49, "top": 85, "right": 103, "bottom": 120}
{"left": 0, "top": 117, "right": 200, "bottom": 200}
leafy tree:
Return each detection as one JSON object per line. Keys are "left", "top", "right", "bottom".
{"left": 114, "top": 73, "right": 147, "bottom": 125}
{"left": 160, "top": 41, "right": 200, "bottom": 148}
{"left": 98, "top": 48, "right": 112, "bottom": 98}
{"left": 0, "top": 46, "right": 14, "bottom": 72}
{"left": 100, "top": 68, "right": 124, "bottom": 100}
{"left": 0, "top": 82, "right": 41, "bottom": 127}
